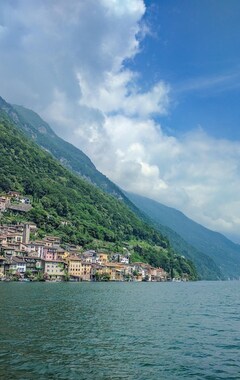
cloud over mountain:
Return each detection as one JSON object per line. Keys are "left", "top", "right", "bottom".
{"left": 0, "top": 0, "right": 240, "bottom": 240}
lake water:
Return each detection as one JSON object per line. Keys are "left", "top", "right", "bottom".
{"left": 0, "top": 281, "right": 240, "bottom": 379}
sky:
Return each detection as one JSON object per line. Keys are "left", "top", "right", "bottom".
{"left": 0, "top": 0, "right": 240, "bottom": 242}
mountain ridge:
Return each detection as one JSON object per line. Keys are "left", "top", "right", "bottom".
{"left": 127, "top": 192, "right": 240, "bottom": 279}
{"left": 1, "top": 95, "right": 237, "bottom": 280}
{"left": 0, "top": 97, "right": 128, "bottom": 201}
{"left": 0, "top": 106, "right": 198, "bottom": 279}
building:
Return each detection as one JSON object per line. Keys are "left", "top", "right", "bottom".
{"left": 92, "top": 263, "right": 125, "bottom": 281}
{"left": 97, "top": 252, "right": 109, "bottom": 265}
{"left": 0, "top": 197, "right": 10, "bottom": 212}
{"left": 66, "top": 256, "right": 91, "bottom": 281}
{"left": 9, "top": 256, "right": 27, "bottom": 275}
{"left": 42, "top": 259, "right": 66, "bottom": 281}
{"left": 25, "top": 257, "right": 42, "bottom": 276}
{"left": 0, "top": 255, "right": 6, "bottom": 278}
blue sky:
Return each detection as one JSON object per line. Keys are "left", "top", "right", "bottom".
{"left": 130, "top": 0, "right": 240, "bottom": 140}
{"left": 0, "top": 0, "right": 240, "bottom": 241}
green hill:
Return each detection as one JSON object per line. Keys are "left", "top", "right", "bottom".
{"left": 151, "top": 224, "right": 223, "bottom": 280}
{"left": 0, "top": 108, "right": 198, "bottom": 279}
{"left": 0, "top": 97, "right": 128, "bottom": 200}
{"left": 127, "top": 192, "right": 240, "bottom": 279}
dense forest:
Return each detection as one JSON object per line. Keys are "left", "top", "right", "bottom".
{"left": 0, "top": 110, "right": 198, "bottom": 279}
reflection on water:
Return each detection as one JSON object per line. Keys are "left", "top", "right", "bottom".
{"left": 0, "top": 281, "right": 240, "bottom": 379}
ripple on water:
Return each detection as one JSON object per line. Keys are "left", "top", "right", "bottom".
{"left": 0, "top": 281, "right": 240, "bottom": 379}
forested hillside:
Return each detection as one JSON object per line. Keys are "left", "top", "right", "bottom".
{"left": 0, "top": 109, "right": 198, "bottom": 279}
{"left": 0, "top": 97, "right": 128, "bottom": 200}
{"left": 127, "top": 192, "right": 240, "bottom": 279}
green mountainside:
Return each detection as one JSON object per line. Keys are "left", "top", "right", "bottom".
{"left": 0, "top": 98, "right": 127, "bottom": 200}
{"left": 0, "top": 96, "right": 173, "bottom": 247}
{"left": 0, "top": 109, "right": 198, "bottom": 279}
{"left": 149, "top": 224, "right": 223, "bottom": 280}
{"left": 1, "top": 95, "right": 234, "bottom": 280}
{"left": 127, "top": 192, "right": 240, "bottom": 279}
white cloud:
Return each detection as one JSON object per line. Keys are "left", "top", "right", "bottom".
{"left": 80, "top": 115, "right": 240, "bottom": 240}
{"left": 78, "top": 70, "right": 170, "bottom": 117}
{"left": 1, "top": 0, "right": 240, "bottom": 241}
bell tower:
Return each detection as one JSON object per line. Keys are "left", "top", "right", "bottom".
{"left": 23, "top": 223, "right": 30, "bottom": 244}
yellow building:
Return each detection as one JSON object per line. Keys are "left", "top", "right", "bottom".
{"left": 67, "top": 256, "right": 91, "bottom": 281}
{"left": 98, "top": 252, "right": 109, "bottom": 264}
{"left": 93, "top": 263, "right": 125, "bottom": 281}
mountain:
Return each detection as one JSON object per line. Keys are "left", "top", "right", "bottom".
{"left": 0, "top": 97, "right": 127, "bottom": 200}
{"left": 0, "top": 107, "right": 198, "bottom": 279}
{"left": 0, "top": 95, "right": 229, "bottom": 280}
{"left": 127, "top": 193, "right": 240, "bottom": 279}
{"left": 0, "top": 97, "right": 166, "bottom": 235}
{"left": 150, "top": 224, "right": 223, "bottom": 280}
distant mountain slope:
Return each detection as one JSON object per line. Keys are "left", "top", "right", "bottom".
{"left": 127, "top": 193, "right": 240, "bottom": 279}
{"left": 0, "top": 108, "right": 198, "bottom": 279}
{"left": 0, "top": 97, "right": 126, "bottom": 200}
{"left": 154, "top": 224, "right": 223, "bottom": 280}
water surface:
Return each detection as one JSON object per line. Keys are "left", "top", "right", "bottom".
{"left": 1, "top": 281, "right": 240, "bottom": 379}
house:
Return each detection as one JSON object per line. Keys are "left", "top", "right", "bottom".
{"left": 24, "top": 242, "right": 44, "bottom": 258}
{"left": 120, "top": 256, "right": 129, "bottom": 264}
{"left": 42, "top": 247, "right": 58, "bottom": 261}
{"left": 6, "top": 233, "right": 22, "bottom": 244}
{"left": 130, "top": 262, "right": 152, "bottom": 281}
{"left": 92, "top": 263, "right": 125, "bottom": 281}
{"left": 10, "top": 256, "right": 27, "bottom": 275}
{"left": 0, "top": 234, "right": 7, "bottom": 245}
{"left": 24, "top": 256, "right": 42, "bottom": 275}
{"left": 66, "top": 256, "right": 91, "bottom": 281}
{"left": 8, "top": 191, "right": 21, "bottom": 199}
{"left": 42, "top": 259, "right": 66, "bottom": 281}
{"left": 111, "top": 253, "right": 129, "bottom": 265}
{"left": 0, "top": 197, "right": 10, "bottom": 212}
{"left": 66, "top": 255, "right": 82, "bottom": 278}
{"left": 1, "top": 245, "right": 20, "bottom": 257}
{"left": 43, "top": 236, "right": 61, "bottom": 247}
{"left": 97, "top": 252, "right": 109, "bottom": 265}
{"left": 80, "top": 261, "right": 92, "bottom": 281}
{"left": 55, "top": 246, "right": 66, "bottom": 259}
{"left": 0, "top": 255, "right": 6, "bottom": 278}
{"left": 150, "top": 267, "right": 168, "bottom": 282}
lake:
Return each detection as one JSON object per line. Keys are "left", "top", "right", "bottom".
{"left": 0, "top": 281, "right": 240, "bottom": 379}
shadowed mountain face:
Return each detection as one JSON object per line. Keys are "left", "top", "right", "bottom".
{"left": 126, "top": 192, "right": 240, "bottom": 279}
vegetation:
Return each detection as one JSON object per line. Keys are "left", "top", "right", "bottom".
{"left": 11, "top": 102, "right": 128, "bottom": 200}
{"left": 0, "top": 108, "right": 198, "bottom": 279}
{"left": 127, "top": 192, "right": 240, "bottom": 280}
{"left": 128, "top": 241, "right": 198, "bottom": 280}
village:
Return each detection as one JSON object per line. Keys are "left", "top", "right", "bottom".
{"left": 0, "top": 191, "right": 172, "bottom": 282}
{"left": 0, "top": 221, "right": 169, "bottom": 282}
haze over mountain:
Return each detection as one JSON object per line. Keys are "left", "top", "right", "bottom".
{"left": 127, "top": 193, "right": 240, "bottom": 279}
